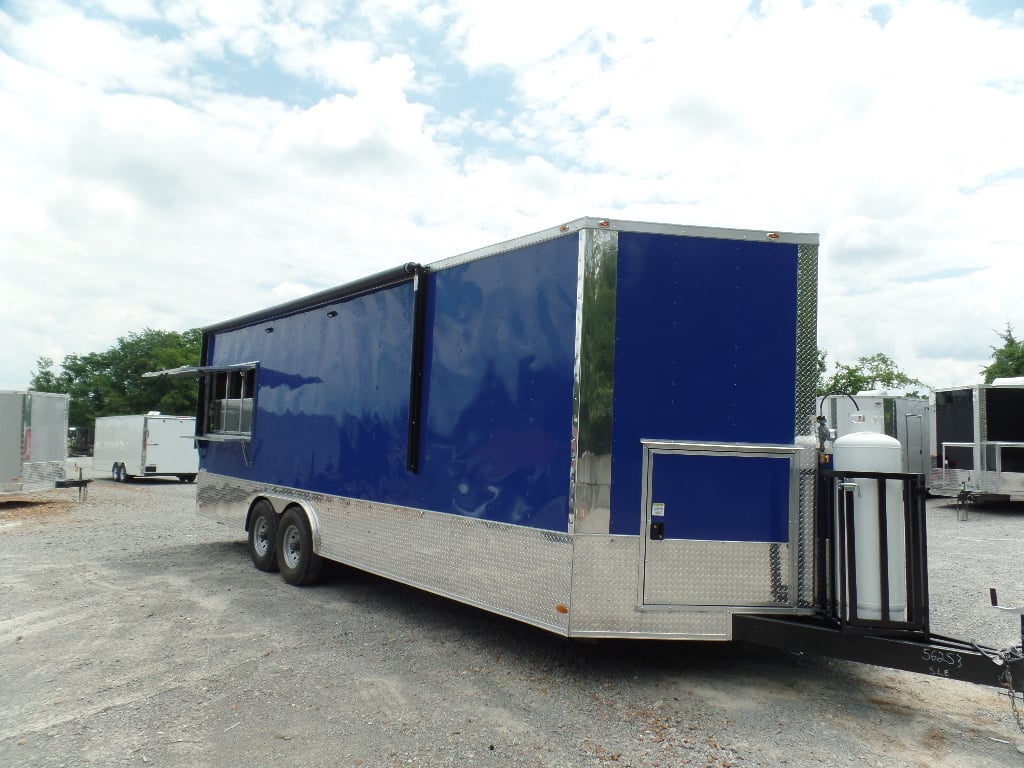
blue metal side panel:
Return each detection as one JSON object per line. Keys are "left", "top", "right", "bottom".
{"left": 418, "top": 237, "right": 578, "bottom": 530}
{"left": 651, "top": 452, "right": 791, "bottom": 542}
{"left": 203, "top": 286, "right": 418, "bottom": 499}
{"left": 202, "top": 235, "right": 578, "bottom": 532}
{"left": 610, "top": 232, "right": 799, "bottom": 536}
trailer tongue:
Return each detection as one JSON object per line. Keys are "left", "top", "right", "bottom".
{"left": 734, "top": 613, "right": 1024, "bottom": 693}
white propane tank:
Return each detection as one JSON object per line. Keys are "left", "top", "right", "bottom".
{"left": 833, "top": 431, "right": 906, "bottom": 621}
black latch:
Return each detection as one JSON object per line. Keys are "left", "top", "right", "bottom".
{"left": 650, "top": 521, "right": 664, "bottom": 540}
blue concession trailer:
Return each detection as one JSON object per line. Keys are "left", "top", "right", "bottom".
{"left": 150, "top": 218, "right": 1022, "bottom": 690}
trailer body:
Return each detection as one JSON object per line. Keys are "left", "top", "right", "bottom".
{"left": 157, "top": 218, "right": 820, "bottom": 639}
{"left": 0, "top": 391, "right": 68, "bottom": 494}
{"left": 93, "top": 414, "right": 199, "bottom": 482}
{"left": 818, "top": 394, "right": 931, "bottom": 479}
{"left": 930, "top": 383, "right": 1024, "bottom": 501}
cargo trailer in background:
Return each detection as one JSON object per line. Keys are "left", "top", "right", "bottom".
{"left": 147, "top": 217, "right": 1024, "bottom": 693}
{"left": 817, "top": 393, "right": 931, "bottom": 480}
{"left": 930, "top": 382, "right": 1024, "bottom": 502}
{"left": 93, "top": 414, "right": 199, "bottom": 483}
{"left": 0, "top": 391, "right": 69, "bottom": 495}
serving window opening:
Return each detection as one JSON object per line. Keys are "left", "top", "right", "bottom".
{"left": 203, "top": 367, "right": 256, "bottom": 436}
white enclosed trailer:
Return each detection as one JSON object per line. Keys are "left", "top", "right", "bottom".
{"left": 93, "top": 414, "right": 199, "bottom": 483}
{"left": 0, "top": 391, "right": 69, "bottom": 494}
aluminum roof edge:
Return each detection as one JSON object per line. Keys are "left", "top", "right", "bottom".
{"left": 199, "top": 218, "right": 819, "bottom": 337}
{"left": 428, "top": 216, "right": 819, "bottom": 271}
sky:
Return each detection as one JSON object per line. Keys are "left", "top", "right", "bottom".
{"left": 1, "top": 0, "right": 1023, "bottom": 394}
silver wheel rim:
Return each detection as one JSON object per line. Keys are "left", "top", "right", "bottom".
{"left": 282, "top": 525, "right": 302, "bottom": 569}
{"left": 253, "top": 517, "right": 271, "bottom": 557}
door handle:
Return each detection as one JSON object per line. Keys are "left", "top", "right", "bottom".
{"left": 650, "top": 521, "right": 664, "bottom": 540}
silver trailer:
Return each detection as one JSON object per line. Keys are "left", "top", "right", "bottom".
{"left": 818, "top": 393, "right": 931, "bottom": 478}
{"left": 0, "top": 391, "right": 69, "bottom": 495}
{"left": 93, "top": 414, "right": 199, "bottom": 483}
{"left": 930, "top": 382, "right": 1024, "bottom": 501}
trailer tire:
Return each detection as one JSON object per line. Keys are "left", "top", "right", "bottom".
{"left": 276, "top": 506, "right": 323, "bottom": 586}
{"left": 111, "top": 463, "right": 120, "bottom": 481}
{"left": 248, "top": 500, "right": 279, "bottom": 573}
{"left": 117, "top": 464, "right": 129, "bottom": 483}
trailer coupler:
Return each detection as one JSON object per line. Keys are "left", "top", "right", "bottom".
{"left": 732, "top": 613, "right": 1024, "bottom": 693}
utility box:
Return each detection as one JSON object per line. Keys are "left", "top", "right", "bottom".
{"left": 93, "top": 414, "right": 199, "bottom": 483}
{"left": 0, "top": 391, "right": 69, "bottom": 494}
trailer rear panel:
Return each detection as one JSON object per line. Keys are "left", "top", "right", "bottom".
{"left": 932, "top": 384, "right": 1024, "bottom": 500}
{"left": 0, "top": 391, "right": 68, "bottom": 495}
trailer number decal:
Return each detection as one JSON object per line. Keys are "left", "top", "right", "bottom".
{"left": 651, "top": 502, "right": 665, "bottom": 517}
{"left": 922, "top": 648, "right": 963, "bottom": 679}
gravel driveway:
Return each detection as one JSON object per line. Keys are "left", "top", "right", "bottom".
{"left": 2, "top": 468, "right": 1023, "bottom": 768}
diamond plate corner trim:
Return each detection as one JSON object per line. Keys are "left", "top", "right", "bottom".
{"left": 795, "top": 441, "right": 817, "bottom": 608}
{"left": 794, "top": 242, "right": 819, "bottom": 441}
{"left": 793, "top": 243, "right": 819, "bottom": 610}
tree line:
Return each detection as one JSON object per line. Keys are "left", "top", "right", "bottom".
{"left": 30, "top": 329, "right": 202, "bottom": 443}
{"left": 816, "top": 324, "right": 1024, "bottom": 396}
{"left": 27, "top": 324, "right": 1024, "bottom": 435}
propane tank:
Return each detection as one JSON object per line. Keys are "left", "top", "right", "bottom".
{"left": 833, "top": 431, "right": 906, "bottom": 621}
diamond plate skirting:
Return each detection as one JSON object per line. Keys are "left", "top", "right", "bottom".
{"left": 198, "top": 472, "right": 814, "bottom": 639}
{"left": 1, "top": 461, "right": 66, "bottom": 495}
{"left": 198, "top": 473, "right": 574, "bottom": 634}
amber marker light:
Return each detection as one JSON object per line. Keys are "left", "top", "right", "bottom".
{"left": 555, "top": 604, "right": 569, "bottom": 614}
{"left": 767, "top": 232, "right": 780, "bottom": 239}
{"left": 598, "top": 219, "right": 610, "bottom": 227}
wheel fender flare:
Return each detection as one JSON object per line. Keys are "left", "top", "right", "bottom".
{"left": 250, "top": 495, "right": 320, "bottom": 549}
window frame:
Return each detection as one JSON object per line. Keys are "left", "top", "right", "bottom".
{"left": 141, "top": 362, "right": 259, "bottom": 442}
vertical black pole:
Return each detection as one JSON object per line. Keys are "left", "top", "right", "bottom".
{"left": 406, "top": 266, "right": 428, "bottom": 473}
{"left": 877, "top": 479, "right": 891, "bottom": 623}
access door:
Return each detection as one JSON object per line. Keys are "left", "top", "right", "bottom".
{"left": 640, "top": 441, "right": 800, "bottom": 607}
{"left": 904, "top": 413, "right": 925, "bottom": 475}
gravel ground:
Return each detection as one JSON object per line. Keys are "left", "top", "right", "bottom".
{"left": 2, "top": 465, "right": 1023, "bottom": 768}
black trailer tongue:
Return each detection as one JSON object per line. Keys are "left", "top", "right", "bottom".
{"left": 736, "top": 465, "right": 1024, "bottom": 730}
{"left": 732, "top": 612, "right": 1024, "bottom": 694}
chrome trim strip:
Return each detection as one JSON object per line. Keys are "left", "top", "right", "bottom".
{"left": 570, "top": 228, "right": 617, "bottom": 535}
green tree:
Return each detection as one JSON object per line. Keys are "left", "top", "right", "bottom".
{"left": 817, "top": 352, "right": 924, "bottom": 397}
{"left": 29, "top": 329, "right": 202, "bottom": 430}
{"left": 981, "top": 323, "right": 1024, "bottom": 383}
{"left": 814, "top": 348, "right": 828, "bottom": 398}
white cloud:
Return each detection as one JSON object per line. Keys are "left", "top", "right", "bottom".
{"left": 1, "top": 0, "right": 1023, "bottom": 397}
{"left": 6, "top": 1, "right": 192, "bottom": 95}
